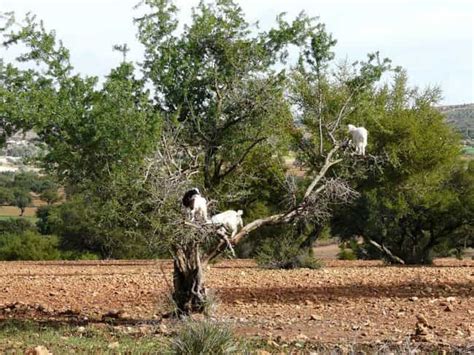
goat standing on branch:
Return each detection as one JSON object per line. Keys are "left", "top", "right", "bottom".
{"left": 182, "top": 188, "right": 210, "bottom": 223}
{"left": 211, "top": 209, "right": 244, "bottom": 239}
{"left": 347, "top": 124, "right": 368, "bottom": 156}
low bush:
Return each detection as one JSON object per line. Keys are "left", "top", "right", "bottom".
{"left": 337, "top": 246, "right": 357, "bottom": 260}
{"left": 170, "top": 321, "right": 245, "bottom": 354}
{"left": 0, "top": 231, "right": 61, "bottom": 261}
{"left": 0, "top": 218, "right": 36, "bottom": 234}
{"left": 60, "top": 250, "right": 100, "bottom": 260}
{"left": 256, "top": 236, "right": 322, "bottom": 269}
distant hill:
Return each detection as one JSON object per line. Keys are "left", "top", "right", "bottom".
{"left": 438, "top": 103, "right": 474, "bottom": 145}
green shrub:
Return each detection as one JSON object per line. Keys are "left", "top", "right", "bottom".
{"left": 256, "top": 236, "right": 322, "bottom": 269}
{"left": 0, "top": 218, "right": 36, "bottom": 234}
{"left": 36, "top": 205, "right": 52, "bottom": 235}
{"left": 60, "top": 250, "right": 100, "bottom": 260}
{"left": 170, "top": 321, "right": 245, "bottom": 354}
{"left": 0, "top": 187, "right": 14, "bottom": 204}
{"left": 0, "top": 231, "right": 61, "bottom": 261}
{"left": 337, "top": 246, "right": 357, "bottom": 260}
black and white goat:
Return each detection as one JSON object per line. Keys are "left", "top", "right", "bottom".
{"left": 182, "top": 188, "right": 210, "bottom": 222}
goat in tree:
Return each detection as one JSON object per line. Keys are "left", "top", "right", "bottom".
{"left": 347, "top": 124, "right": 368, "bottom": 156}
{"left": 182, "top": 188, "right": 210, "bottom": 222}
{"left": 211, "top": 209, "right": 244, "bottom": 239}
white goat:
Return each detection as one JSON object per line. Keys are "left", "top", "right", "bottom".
{"left": 182, "top": 188, "right": 210, "bottom": 223}
{"left": 347, "top": 124, "right": 368, "bottom": 156}
{"left": 211, "top": 209, "right": 244, "bottom": 239}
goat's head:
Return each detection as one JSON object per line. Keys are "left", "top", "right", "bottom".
{"left": 347, "top": 124, "right": 356, "bottom": 132}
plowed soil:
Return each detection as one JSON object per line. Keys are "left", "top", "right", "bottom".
{"left": 0, "top": 259, "right": 472, "bottom": 348}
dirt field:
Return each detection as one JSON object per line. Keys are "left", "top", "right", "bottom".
{"left": 0, "top": 258, "right": 472, "bottom": 349}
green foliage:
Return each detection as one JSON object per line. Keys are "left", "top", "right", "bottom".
{"left": 44, "top": 196, "right": 159, "bottom": 259}
{"left": 170, "top": 321, "right": 245, "bottom": 355}
{"left": 337, "top": 245, "right": 357, "bottom": 260}
{"left": 39, "top": 188, "right": 60, "bottom": 205}
{"left": 12, "top": 189, "right": 31, "bottom": 215}
{"left": 331, "top": 72, "right": 470, "bottom": 264}
{"left": 0, "top": 217, "right": 36, "bottom": 234}
{"left": 0, "top": 186, "right": 13, "bottom": 204}
{"left": 0, "top": 231, "right": 60, "bottom": 260}
{"left": 35, "top": 205, "right": 51, "bottom": 234}
{"left": 60, "top": 250, "right": 100, "bottom": 260}
{"left": 256, "top": 235, "right": 322, "bottom": 269}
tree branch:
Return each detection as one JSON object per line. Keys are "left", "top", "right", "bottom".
{"left": 203, "top": 144, "right": 343, "bottom": 264}
{"left": 216, "top": 137, "right": 267, "bottom": 181}
{"left": 368, "top": 239, "right": 405, "bottom": 265}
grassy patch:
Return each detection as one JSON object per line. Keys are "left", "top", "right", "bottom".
{"left": 0, "top": 320, "right": 166, "bottom": 353}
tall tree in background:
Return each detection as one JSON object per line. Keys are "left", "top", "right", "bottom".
{"left": 0, "top": 13, "right": 161, "bottom": 257}
{"left": 136, "top": 0, "right": 391, "bottom": 314}
{"left": 331, "top": 71, "right": 469, "bottom": 264}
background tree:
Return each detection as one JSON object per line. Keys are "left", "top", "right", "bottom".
{"left": 135, "top": 0, "right": 392, "bottom": 314}
{"left": 331, "top": 71, "right": 468, "bottom": 264}
{"left": 1, "top": 12, "right": 162, "bottom": 258}
{"left": 13, "top": 189, "right": 31, "bottom": 216}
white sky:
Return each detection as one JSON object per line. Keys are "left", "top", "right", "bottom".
{"left": 1, "top": 0, "right": 473, "bottom": 105}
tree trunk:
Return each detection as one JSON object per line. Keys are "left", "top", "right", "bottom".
{"left": 172, "top": 243, "right": 207, "bottom": 315}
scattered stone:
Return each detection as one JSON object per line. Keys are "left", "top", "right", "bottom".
{"left": 159, "top": 323, "right": 170, "bottom": 335}
{"left": 444, "top": 304, "right": 454, "bottom": 312}
{"left": 102, "top": 309, "right": 121, "bottom": 319}
{"left": 416, "top": 314, "right": 430, "bottom": 328}
{"left": 25, "top": 346, "right": 52, "bottom": 355}
{"left": 296, "top": 333, "right": 308, "bottom": 341}
{"left": 309, "top": 314, "right": 322, "bottom": 321}
{"left": 409, "top": 296, "right": 419, "bottom": 302}
{"left": 107, "top": 342, "right": 120, "bottom": 350}
{"left": 446, "top": 296, "right": 456, "bottom": 303}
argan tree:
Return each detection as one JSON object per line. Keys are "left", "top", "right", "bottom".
{"left": 136, "top": 0, "right": 392, "bottom": 314}
{"left": 2, "top": 1, "right": 392, "bottom": 314}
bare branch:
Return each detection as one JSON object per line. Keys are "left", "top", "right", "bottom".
{"left": 303, "top": 145, "right": 341, "bottom": 199}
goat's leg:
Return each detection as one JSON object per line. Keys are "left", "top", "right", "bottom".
{"left": 222, "top": 234, "right": 236, "bottom": 258}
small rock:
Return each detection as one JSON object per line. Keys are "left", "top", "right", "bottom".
{"left": 296, "top": 333, "right": 308, "bottom": 341}
{"left": 446, "top": 296, "right": 456, "bottom": 303}
{"left": 416, "top": 314, "right": 430, "bottom": 327}
{"left": 107, "top": 342, "right": 119, "bottom": 350}
{"left": 159, "top": 323, "right": 170, "bottom": 335}
{"left": 25, "top": 346, "right": 52, "bottom": 355}
{"left": 77, "top": 326, "right": 86, "bottom": 333}
{"left": 444, "top": 304, "right": 454, "bottom": 312}
{"left": 310, "top": 314, "right": 322, "bottom": 321}
{"left": 409, "top": 296, "right": 419, "bottom": 302}
{"left": 118, "top": 310, "right": 131, "bottom": 320}
{"left": 102, "top": 309, "right": 120, "bottom": 319}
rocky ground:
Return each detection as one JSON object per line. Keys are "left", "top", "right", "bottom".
{"left": 0, "top": 258, "right": 472, "bottom": 350}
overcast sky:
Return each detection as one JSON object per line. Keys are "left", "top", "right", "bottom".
{"left": 1, "top": 0, "right": 473, "bottom": 105}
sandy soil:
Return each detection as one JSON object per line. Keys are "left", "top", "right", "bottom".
{"left": 0, "top": 259, "right": 472, "bottom": 348}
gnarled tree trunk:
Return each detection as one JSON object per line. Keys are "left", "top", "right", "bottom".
{"left": 172, "top": 243, "right": 207, "bottom": 315}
